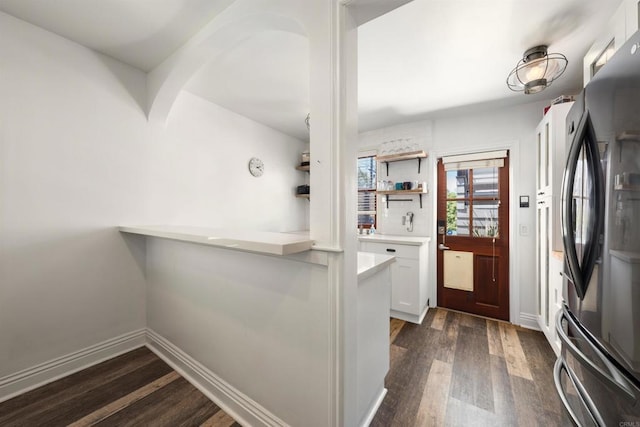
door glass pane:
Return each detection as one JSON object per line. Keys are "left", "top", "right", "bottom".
{"left": 447, "top": 200, "right": 470, "bottom": 236}
{"left": 472, "top": 167, "right": 499, "bottom": 197}
{"left": 472, "top": 200, "right": 499, "bottom": 237}
{"left": 545, "top": 123, "right": 550, "bottom": 187}
{"left": 537, "top": 132, "right": 542, "bottom": 189}
{"left": 447, "top": 169, "right": 469, "bottom": 198}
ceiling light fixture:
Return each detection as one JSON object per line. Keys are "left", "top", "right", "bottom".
{"left": 506, "top": 45, "right": 568, "bottom": 94}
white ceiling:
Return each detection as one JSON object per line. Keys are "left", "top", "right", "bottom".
{"left": 0, "top": 0, "right": 623, "bottom": 140}
{"left": 0, "top": 0, "right": 235, "bottom": 72}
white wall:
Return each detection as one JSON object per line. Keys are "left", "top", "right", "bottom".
{"left": 359, "top": 121, "right": 433, "bottom": 236}
{"left": 0, "top": 9, "right": 309, "bottom": 392}
{"left": 358, "top": 101, "right": 549, "bottom": 324}
{"left": 147, "top": 91, "right": 308, "bottom": 232}
{"left": 146, "top": 238, "right": 331, "bottom": 426}
{"left": 0, "top": 11, "right": 150, "bottom": 377}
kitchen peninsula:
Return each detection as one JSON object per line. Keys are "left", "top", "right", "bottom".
{"left": 119, "top": 225, "right": 314, "bottom": 256}
{"left": 119, "top": 226, "right": 394, "bottom": 426}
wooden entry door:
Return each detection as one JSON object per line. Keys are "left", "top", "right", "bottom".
{"left": 436, "top": 154, "right": 510, "bottom": 320}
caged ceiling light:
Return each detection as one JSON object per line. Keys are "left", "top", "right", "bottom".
{"left": 506, "top": 45, "right": 568, "bottom": 94}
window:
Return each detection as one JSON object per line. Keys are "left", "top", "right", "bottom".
{"left": 446, "top": 167, "right": 500, "bottom": 237}
{"left": 443, "top": 150, "right": 506, "bottom": 238}
{"left": 358, "top": 155, "right": 377, "bottom": 229}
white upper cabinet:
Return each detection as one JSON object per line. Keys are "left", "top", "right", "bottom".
{"left": 584, "top": 0, "right": 639, "bottom": 86}
{"left": 536, "top": 102, "right": 574, "bottom": 199}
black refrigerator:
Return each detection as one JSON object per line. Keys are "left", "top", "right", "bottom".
{"left": 555, "top": 30, "right": 640, "bottom": 425}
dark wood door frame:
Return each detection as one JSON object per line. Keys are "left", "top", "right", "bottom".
{"left": 436, "top": 155, "right": 510, "bottom": 321}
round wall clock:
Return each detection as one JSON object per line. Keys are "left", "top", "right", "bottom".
{"left": 248, "top": 157, "right": 264, "bottom": 177}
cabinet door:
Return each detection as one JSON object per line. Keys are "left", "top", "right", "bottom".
{"left": 548, "top": 255, "right": 564, "bottom": 353}
{"left": 536, "top": 103, "right": 573, "bottom": 201}
{"left": 582, "top": 1, "right": 626, "bottom": 86}
{"left": 536, "top": 198, "right": 551, "bottom": 334}
{"left": 391, "top": 258, "right": 419, "bottom": 314}
{"left": 536, "top": 117, "right": 551, "bottom": 197}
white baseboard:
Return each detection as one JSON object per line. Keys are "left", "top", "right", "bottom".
{"left": 146, "top": 328, "right": 287, "bottom": 427}
{"left": 359, "top": 387, "right": 387, "bottom": 427}
{"left": 391, "top": 304, "right": 429, "bottom": 325}
{"left": 518, "top": 312, "right": 540, "bottom": 330}
{"left": 0, "top": 329, "right": 146, "bottom": 404}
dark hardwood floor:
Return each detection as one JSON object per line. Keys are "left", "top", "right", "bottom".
{"left": 1, "top": 309, "right": 570, "bottom": 426}
{"left": 372, "top": 308, "right": 571, "bottom": 426}
{"left": 0, "top": 347, "right": 240, "bottom": 427}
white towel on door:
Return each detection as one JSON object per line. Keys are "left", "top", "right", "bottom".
{"left": 444, "top": 250, "right": 474, "bottom": 291}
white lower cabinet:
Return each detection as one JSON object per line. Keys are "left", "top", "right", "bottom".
{"left": 360, "top": 240, "right": 430, "bottom": 324}
{"left": 536, "top": 196, "right": 563, "bottom": 355}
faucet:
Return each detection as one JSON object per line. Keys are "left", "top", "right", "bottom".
{"left": 404, "top": 211, "right": 414, "bottom": 232}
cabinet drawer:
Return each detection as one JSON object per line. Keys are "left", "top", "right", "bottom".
{"left": 360, "top": 241, "right": 420, "bottom": 259}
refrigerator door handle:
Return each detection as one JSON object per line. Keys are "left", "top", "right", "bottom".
{"left": 561, "top": 112, "right": 587, "bottom": 298}
{"left": 554, "top": 357, "right": 604, "bottom": 427}
{"left": 560, "top": 110, "right": 605, "bottom": 300}
{"left": 556, "top": 307, "right": 637, "bottom": 401}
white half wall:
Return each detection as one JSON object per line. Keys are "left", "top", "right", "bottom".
{"left": 145, "top": 237, "right": 332, "bottom": 426}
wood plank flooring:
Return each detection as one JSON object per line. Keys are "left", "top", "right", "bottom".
{"left": 372, "top": 308, "right": 571, "bottom": 426}
{"left": 0, "top": 347, "right": 240, "bottom": 427}
{"left": 1, "top": 309, "right": 569, "bottom": 426}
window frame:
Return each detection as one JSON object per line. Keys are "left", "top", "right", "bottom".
{"left": 445, "top": 166, "right": 502, "bottom": 238}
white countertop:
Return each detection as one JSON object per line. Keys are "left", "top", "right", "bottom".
{"left": 357, "top": 251, "right": 395, "bottom": 281}
{"left": 358, "top": 234, "right": 431, "bottom": 246}
{"left": 119, "top": 225, "right": 314, "bottom": 256}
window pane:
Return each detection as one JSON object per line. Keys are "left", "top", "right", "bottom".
{"left": 472, "top": 200, "right": 500, "bottom": 237}
{"left": 358, "top": 191, "right": 376, "bottom": 212}
{"left": 447, "top": 200, "right": 470, "bottom": 236}
{"left": 358, "top": 155, "right": 377, "bottom": 228}
{"left": 472, "top": 167, "right": 499, "bottom": 198}
{"left": 358, "top": 214, "right": 376, "bottom": 227}
{"left": 358, "top": 157, "right": 376, "bottom": 190}
{"left": 447, "top": 169, "right": 469, "bottom": 199}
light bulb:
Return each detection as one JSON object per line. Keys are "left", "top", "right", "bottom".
{"left": 525, "top": 59, "right": 547, "bottom": 81}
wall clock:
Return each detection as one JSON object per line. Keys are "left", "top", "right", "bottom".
{"left": 248, "top": 157, "right": 264, "bottom": 177}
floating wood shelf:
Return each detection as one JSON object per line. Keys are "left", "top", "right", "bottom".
{"left": 296, "top": 194, "right": 310, "bottom": 199}
{"left": 376, "top": 151, "right": 428, "bottom": 176}
{"left": 295, "top": 165, "right": 310, "bottom": 172}
{"left": 376, "top": 151, "right": 428, "bottom": 162}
